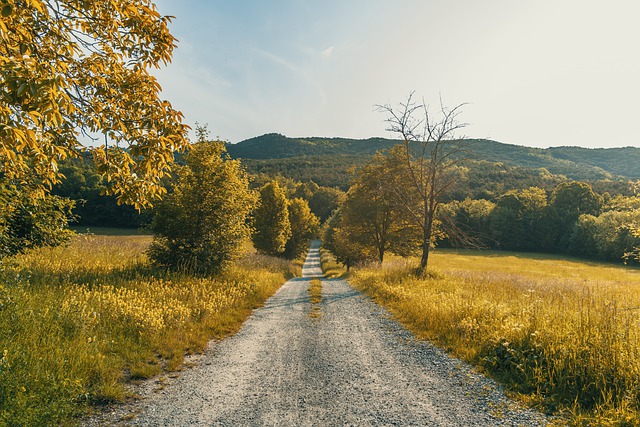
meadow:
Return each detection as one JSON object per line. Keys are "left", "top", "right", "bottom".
{"left": 346, "top": 250, "right": 640, "bottom": 426}
{"left": 0, "top": 234, "right": 296, "bottom": 426}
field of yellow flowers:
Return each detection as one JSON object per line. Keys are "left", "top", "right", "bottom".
{"left": 349, "top": 250, "right": 640, "bottom": 426}
{"left": 0, "top": 234, "right": 295, "bottom": 426}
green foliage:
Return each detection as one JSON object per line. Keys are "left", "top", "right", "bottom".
{"left": 307, "top": 185, "right": 345, "bottom": 223}
{"left": 227, "top": 134, "right": 640, "bottom": 193}
{"left": 52, "top": 157, "right": 149, "bottom": 228}
{"left": 283, "top": 198, "right": 319, "bottom": 259}
{"left": 340, "top": 150, "right": 420, "bottom": 262}
{"left": 0, "top": 0, "right": 189, "bottom": 208}
{"left": 252, "top": 181, "right": 291, "bottom": 256}
{"left": 439, "top": 198, "right": 495, "bottom": 247}
{"left": 148, "top": 139, "right": 255, "bottom": 275}
{"left": 570, "top": 210, "right": 640, "bottom": 262}
{"left": 488, "top": 187, "right": 548, "bottom": 251}
{"left": 322, "top": 210, "right": 374, "bottom": 270}
{"left": 0, "top": 181, "right": 74, "bottom": 259}
{"left": 549, "top": 181, "right": 603, "bottom": 250}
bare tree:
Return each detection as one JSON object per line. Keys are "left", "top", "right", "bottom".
{"left": 376, "top": 92, "right": 467, "bottom": 274}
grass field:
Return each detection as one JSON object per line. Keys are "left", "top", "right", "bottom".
{"left": 0, "top": 234, "right": 296, "bottom": 426}
{"left": 348, "top": 249, "right": 640, "bottom": 426}
{"left": 69, "top": 226, "right": 151, "bottom": 236}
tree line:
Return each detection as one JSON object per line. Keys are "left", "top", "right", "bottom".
{"left": 324, "top": 151, "right": 640, "bottom": 268}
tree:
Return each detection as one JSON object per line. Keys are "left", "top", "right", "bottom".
{"left": 252, "top": 181, "right": 291, "bottom": 256}
{"left": 322, "top": 209, "right": 374, "bottom": 271}
{"left": 283, "top": 198, "right": 319, "bottom": 259}
{"left": 1, "top": 0, "right": 188, "bottom": 208}
{"left": 147, "top": 134, "right": 256, "bottom": 275}
{"left": 549, "top": 181, "right": 603, "bottom": 249}
{"left": 438, "top": 198, "right": 495, "bottom": 248}
{"left": 488, "top": 187, "right": 548, "bottom": 251}
{"left": 340, "top": 149, "right": 419, "bottom": 263}
{"left": 308, "top": 186, "right": 345, "bottom": 223}
{"left": 377, "top": 92, "right": 467, "bottom": 273}
{"left": 0, "top": 181, "right": 74, "bottom": 259}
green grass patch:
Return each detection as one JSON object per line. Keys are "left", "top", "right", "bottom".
{"left": 0, "top": 235, "right": 292, "bottom": 426}
{"left": 348, "top": 249, "right": 640, "bottom": 426}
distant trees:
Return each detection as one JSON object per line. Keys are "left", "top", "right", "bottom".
{"left": 284, "top": 198, "right": 320, "bottom": 259}
{"left": 148, "top": 134, "right": 255, "bottom": 275}
{"left": 377, "top": 92, "right": 468, "bottom": 273}
{"left": 488, "top": 187, "right": 548, "bottom": 251}
{"left": 252, "top": 182, "right": 292, "bottom": 256}
{"left": 252, "top": 181, "right": 320, "bottom": 259}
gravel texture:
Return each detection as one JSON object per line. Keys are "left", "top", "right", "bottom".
{"left": 85, "top": 243, "right": 548, "bottom": 426}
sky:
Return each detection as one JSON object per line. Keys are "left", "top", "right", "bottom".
{"left": 151, "top": 0, "right": 640, "bottom": 149}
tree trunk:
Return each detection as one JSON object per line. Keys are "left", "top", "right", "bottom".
{"left": 417, "top": 211, "right": 434, "bottom": 274}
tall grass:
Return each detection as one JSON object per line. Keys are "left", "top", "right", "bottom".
{"left": 0, "top": 235, "right": 294, "bottom": 426}
{"left": 349, "top": 250, "right": 640, "bottom": 426}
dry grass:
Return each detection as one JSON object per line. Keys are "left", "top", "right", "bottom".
{"left": 309, "top": 279, "right": 323, "bottom": 319}
{"left": 349, "top": 249, "right": 640, "bottom": 426}
{"left": 319, "top": 248, "right": 347, "bottom": 278}
{"left": 0, "top": 234, "right": 292, "bottom": 426}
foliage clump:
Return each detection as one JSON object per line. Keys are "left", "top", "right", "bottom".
{"left": 0, "top": 182, "right": 74, "bottom": 260}
{"left": 284, "top": 198, "right": 319, "bottom": 259}
{"left": 148, "top": 138, "right": 255, "bottom": 275}
{"left": 1, "top": 0, "right": 189, "bottom": 208}
{"left": 252, "top": 181, "right": 292, "bottom": 256}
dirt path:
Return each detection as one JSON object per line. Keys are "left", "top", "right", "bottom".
{"left": 92, "top": 243, "right": 547, "bottom": 426}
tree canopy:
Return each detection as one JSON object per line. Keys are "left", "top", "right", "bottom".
{"left": 1, "top": 0, "right": 188, "bottom": 208}
{"left": 252, "top": 181, "right": 291, "bottom": 256}
{"left": 148, "top": 138, "right": 255, "bottom": 275}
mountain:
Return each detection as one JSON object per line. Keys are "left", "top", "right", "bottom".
{"left": 226, "top": 133, "right": 640, "bottom": 191}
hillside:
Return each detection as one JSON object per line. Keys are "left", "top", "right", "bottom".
{"left": 227, "top": 134, "right": 640, "bottom": 188}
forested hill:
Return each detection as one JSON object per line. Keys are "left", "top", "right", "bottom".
{"left": 226, "top": 133, "right": 640, "bottom": 184}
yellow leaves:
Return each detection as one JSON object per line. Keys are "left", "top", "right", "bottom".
{"left": 1, "top": 0, "right": 188, "bottom": 207}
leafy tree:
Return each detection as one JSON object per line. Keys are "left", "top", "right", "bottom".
{"left": 438, "top": 198, "right": 495, "bottom": 248}
{"left": 340, "top": 149, "right": 419, "bottom": 263}
{"left": 0, "top": 181, "right": 74, "bottom": 259}
{"left": 322, "top": 209, "right": 373, "bottom": 270}
{"left": 377, "top": 92, "right": 467, "bottom": 273}
{"left": 148, "top": 137, "right": 255, "bottom": 275}
{"left": 308, "top": 186, "right": 345, "bottom": 223}
{"left": 252, "top": 181, "right": 291, "bottom": 256}
{"left": 283, "top": 198, "right": 319, "bottom": 259}
{"left": 487, "top": 187, "right": 548, "bottom": 251}
{"left": 1, "top": 0, "right": 188, "bottom": 208}
{"left": 549, "top": 181, "right": 602, "bottom": 249}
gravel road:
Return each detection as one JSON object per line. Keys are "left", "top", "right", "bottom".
{"left": 90, "top": 242, "right": 548, "bottom": 426}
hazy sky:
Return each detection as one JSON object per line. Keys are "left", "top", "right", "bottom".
{"left": 152, "top": 0, "right": 640, "bottom": 148}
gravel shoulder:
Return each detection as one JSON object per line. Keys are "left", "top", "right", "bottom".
{"left": 86, "top": 243, "right": 548, "bottom": 426}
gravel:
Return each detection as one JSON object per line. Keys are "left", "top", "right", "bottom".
{"left": 84, "top": 243, "right": 548, "bottom": 426}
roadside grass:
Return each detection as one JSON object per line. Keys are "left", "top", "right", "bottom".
{"left": 348, "top": 249, "right": 640, "bottom": 426}
{"left": 0, "top": 235, "right": 293, "bottom": 426}
{"left": 319, "top": 249, "right": 347, "bottom": 278}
